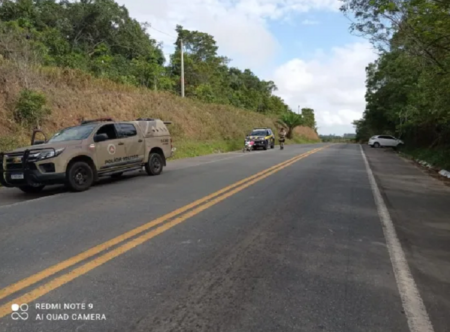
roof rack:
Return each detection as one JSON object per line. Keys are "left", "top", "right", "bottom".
{"left": 136, "top": 118, "right": 156, "bottom": 121}
{"left": 136, "top": 118, "right": 173, "bottom": 125}
{"left": 81, "top": 117, "right": 114, "bottom": 125}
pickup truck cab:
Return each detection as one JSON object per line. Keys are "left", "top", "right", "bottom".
{"left": 0, "top": 118, "right": 176, "bottom": 193}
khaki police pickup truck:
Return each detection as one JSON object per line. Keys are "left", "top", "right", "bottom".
{"left": 0, "top": 118, "right": 176, "bottom": 193}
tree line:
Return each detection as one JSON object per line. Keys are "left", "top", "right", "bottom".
{"left": 0, "top": 0, "right": 317, "bottom": 131}
{"left": 341, "top": 0, "right": 450, "bottom": 151}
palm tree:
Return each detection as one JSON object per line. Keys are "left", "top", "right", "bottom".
{"left": 277, "top": 112, "right": 304, "bottom": 139}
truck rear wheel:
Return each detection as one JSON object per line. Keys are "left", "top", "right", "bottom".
{"left": 145, "top": 152, "right": 163, "bottom": 176}
{"left": 66, "top": 161, "right": 94, "bottom": 192}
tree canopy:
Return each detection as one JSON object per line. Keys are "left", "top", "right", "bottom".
{"left": 0, "top": 0, "right": 314, "bottom": 124}
{"left": 341, "top": 0, "right": 450, "bottom": 149}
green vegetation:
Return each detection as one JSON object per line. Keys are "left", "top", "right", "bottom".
{"left": 172, "top": 139, "right": 244, "bottom": 159}
{"left": 277, "top": 112, "right": 304, "bottom": 139}
{"left": 319, "top": 134, "right": 355, "bottom": 143}
{"left": 341, "top": 0, "right": 450, "bottom": 168}
{"left": 0, "top": 136, "right": 19, "bottom": 153}
{"left": 0, "top": 0, "right": 320, "bottom": 158}
{"left": 14, "top": 89, "right": 50, "bottom": 127}
{"left": 400, "top": 147, "right": 450, "bottom": 170}
{"left": 173, "top": 135, "right": 320, "bottom": 159}
{"left": 0, "top": 0, "right": 303, "bottom": 116}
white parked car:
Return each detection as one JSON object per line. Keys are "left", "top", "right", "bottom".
{"left": 368, "top": 135, "right": 404, "bottom": 148}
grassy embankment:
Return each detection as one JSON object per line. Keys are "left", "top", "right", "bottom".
{"left": 397, "top": 146, "right": 450, "bottom": 170}
{"left": 0, "top": 62, "right": 320, "bottom": 158}
{"left": 357, "top": 139, "right": 450, "bottom": 171}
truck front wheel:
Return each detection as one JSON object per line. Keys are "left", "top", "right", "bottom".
{"left": 145, "top": 152, "right": 164, "bottom": 176}
{"left": 66, "top": 161, "right": 94, "bottom": 192}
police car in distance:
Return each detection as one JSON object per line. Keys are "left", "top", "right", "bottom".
{"left": 246, "top": 128, "right": 275, "bottom": 150}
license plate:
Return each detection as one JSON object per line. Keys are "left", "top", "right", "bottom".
{"left": 11, "top": 173, "right": 24, "bottom": 180}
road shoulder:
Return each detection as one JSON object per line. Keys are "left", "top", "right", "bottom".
{"left": 363, "top": 144, "right": 450, "bottom": 332}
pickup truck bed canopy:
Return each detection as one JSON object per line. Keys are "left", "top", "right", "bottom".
{"left": 134, "top": 119, "right": 171, "bottom": 138}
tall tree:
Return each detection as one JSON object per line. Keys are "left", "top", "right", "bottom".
{"left": 342, "top": 0, "right": 450, "bottom": 148}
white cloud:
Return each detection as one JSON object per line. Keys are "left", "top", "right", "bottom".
{"left": 118, "top": 0, "right": 339, "bottom": 68}
{"left": 302, "top": 19, "right": 320, "bottom": 25}
{"left": 272, "top": 42, "right": 378, "bottom": 135}
{"left": 116, "top": 0, "right": 374, "bottom": 135}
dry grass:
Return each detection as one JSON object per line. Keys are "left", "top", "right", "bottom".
{"left": 293, "top": 126, "right": 319, "bottom": 139}
{"left": 0, "top": 62, "right": 320, "bottom": 154}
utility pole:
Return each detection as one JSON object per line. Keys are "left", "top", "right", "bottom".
{"left": 298, "top": 105, "right": 300, "bottom": 114}
{"left": 180, "top": 39, "right": 185, "bottom": 98}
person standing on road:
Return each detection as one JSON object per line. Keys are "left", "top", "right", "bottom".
{"left": 279, "top": 128, "right": 287, "bottom": 141}
{"left": 279, "top": 127, "right": 287, "bottom": 149}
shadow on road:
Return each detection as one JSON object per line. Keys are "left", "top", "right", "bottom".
{"left": 0, "top": 170, "right": 146, "bottom": 207}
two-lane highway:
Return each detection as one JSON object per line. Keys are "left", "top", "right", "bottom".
{"left": 0, "top": 144, "right": 443, "bottom": 332}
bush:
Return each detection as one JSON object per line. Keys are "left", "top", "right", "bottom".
{"left": 14, "top": 89, "right": 51, "bottom": 127}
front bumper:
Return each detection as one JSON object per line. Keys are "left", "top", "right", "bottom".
{"left": 253, "top": 140, "right": 268, "bottom": 147}
{"left": 0, "top": 150, "right": 65, "bottom": 188}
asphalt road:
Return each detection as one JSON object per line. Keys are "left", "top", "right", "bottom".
{"left": 0, "top": 143, "right": 448, "bottom": 332}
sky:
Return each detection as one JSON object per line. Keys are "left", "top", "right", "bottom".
{"left": 117, "top": 0, "right": 378, "bottom": 135}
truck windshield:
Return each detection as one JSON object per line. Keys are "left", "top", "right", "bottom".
{"left": 47, "top": 124, "right": 96, "bottom": 143}
{"left": 250, "top": 130, "right": 267, "bottom": 136}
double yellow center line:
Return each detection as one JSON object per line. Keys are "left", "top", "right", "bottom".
{"left": 0, "top": 145, "right": 328, "bottom": 318}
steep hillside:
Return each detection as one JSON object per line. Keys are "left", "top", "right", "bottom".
{"left": 0, "top": 63, "right": 319, "bottom": 158}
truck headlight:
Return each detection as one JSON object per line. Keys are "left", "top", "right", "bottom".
{"left": 36, "top": 148, "right": 65, "bottom": 160}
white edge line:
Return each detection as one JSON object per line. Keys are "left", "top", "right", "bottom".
{"left": 360, "top": 144, "right": 434, "bottom": 332}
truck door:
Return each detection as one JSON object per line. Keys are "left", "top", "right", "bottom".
{"left": 94, "top": 124, "right": 127, "bottom": 172}
{"left": 116, "top": 123, "right": 145, "bottom": 165}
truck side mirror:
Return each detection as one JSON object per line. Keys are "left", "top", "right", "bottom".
{"left": 33, "top": 140, "right": 45, "bottom": 145}
{"left": 94, "top": 133, "right": 108, "bottom": 142}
